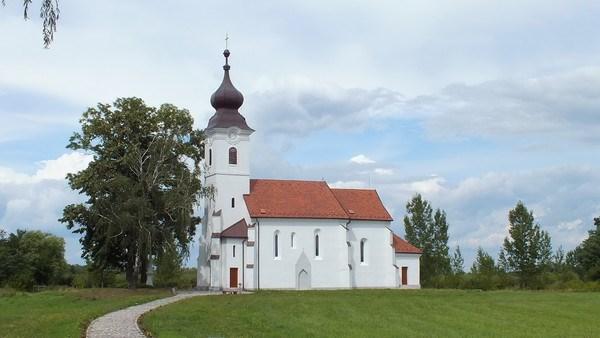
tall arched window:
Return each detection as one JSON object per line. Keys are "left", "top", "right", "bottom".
{"left": 360, "top": 239, "right": 367, "bottom": 263}
{"left": 233, "top": 245, "right": 236, "bottom": 258}
{"left": 274, "top": 231, "right": 280, "bottom": 258}
{"left": 315, "top": 230, "right": 320, "bottom": 257}
{"left": 291, "top": 232, "right": 296, "bottom": 248}
{"left": 209, "top": 149, "right": 212, "bottom": 166}
{"left": 229, "top": 147, "right": 237, "bottom": 165}
{"left": 231, "top": 197, "right": 235, "bottom": 208}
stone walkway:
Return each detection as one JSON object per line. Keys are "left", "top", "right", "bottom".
{"left": 86, "top": 291, "right": 213, "bottom": 338}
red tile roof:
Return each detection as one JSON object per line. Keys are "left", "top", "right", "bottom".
{"left": 392, "top": 234, "right": 422, "bottom": 254}
{"left": 331, "top": 188, "right": 393, "bottom": 221}
{"left": 220, "top": 218, "right": 248, "bottom": 238}
{"left": 243, "top": 179, "right": 392, "bottom": 221}
{"left": 244, "top": 179, "right": 348, "bottom": 219}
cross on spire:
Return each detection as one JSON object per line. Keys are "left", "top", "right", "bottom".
{"left": 225, "top": 33, "right": 229, "bottom": 49}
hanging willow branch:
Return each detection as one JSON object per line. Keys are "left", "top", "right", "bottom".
{"left": 2, "top": 0, "right": 60, "bottom": 48}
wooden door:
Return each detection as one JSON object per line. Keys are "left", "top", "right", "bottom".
{"left": 401, "top": 267, "right": 408, "bottom": 286}
{"left": 230, "top": 268, "right": 238, "bottom": 288}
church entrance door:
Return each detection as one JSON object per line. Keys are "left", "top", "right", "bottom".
{"left": 298, "top": 269, "right": 310, "bottom": 290}
{"left": 230, "top": 268, "right": 238, "bottom": 288}
{"left": 401, "top": 267, "right": 408, "bottom": 286}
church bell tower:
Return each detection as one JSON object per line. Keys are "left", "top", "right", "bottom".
{"left": 197, "top": 49, "right": 254, "bottom": 289}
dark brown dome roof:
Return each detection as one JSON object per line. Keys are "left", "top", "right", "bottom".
{"left": 206, "top": 49, "right": 254, "bottom": 132}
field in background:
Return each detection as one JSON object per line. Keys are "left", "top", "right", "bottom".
{"left": 0, "top": 288, "right": 170, "bottom": 338}
{"left": 142, "top": 289, "right": 600, "bottom": 337}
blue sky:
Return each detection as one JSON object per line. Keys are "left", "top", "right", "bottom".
{"left": 1, "top": 0, "right": 600, "bottom": 267}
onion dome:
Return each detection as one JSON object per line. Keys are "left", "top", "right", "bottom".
{"left": 206, "top": 49, "right": 254, "bottom": 132}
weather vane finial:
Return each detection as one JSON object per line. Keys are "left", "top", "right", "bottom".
{"left": 225, "top": 33, "right": 229, "bottom": 49}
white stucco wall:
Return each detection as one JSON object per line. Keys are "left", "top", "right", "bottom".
{"left": 347, "top": 221, "right": 396, "bottom": 288}
{"left": 221, "top": 238, "right": 245, "bottom": 288}
{"left": 254, "top": 218, "right": 351, "bottom": 289}
{"left": 395, "top": 253, "right": 421, "bottom": 288}
{"left": 198, "top": 127, "right": 253, "bottom": 289}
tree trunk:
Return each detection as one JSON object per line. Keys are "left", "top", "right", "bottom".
{"left": 126, "top": 242, "right": 137, "bottom": 289}
{"left": 139, "top": 253, "right": 148, "bottom": 285}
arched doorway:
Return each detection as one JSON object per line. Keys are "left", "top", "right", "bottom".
{"left": 298, "top": 269, "right": 310, "bottom": 290}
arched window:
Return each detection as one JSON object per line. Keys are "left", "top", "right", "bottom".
{"left": 231, "top": 197, "right": 235, "bottom": 208}
{"left": 291, "top": 232, "right": 296, "bottom": 248}
{"left": 209, "top": 149, "right": 212, "bottom": 166}
{"left": 233, "top": 245, "right": 236, "bottom": 258}
{"left": 360, "top": 239, "right": 367, "bottom": 263}
{"left": 229, "top": 147, "right": 237, "bottom": 165}
{"left": 315, "top": 230, "right": 320, "bottom": 257}
{"left": 274, "top": 231, "right": 280, "bottom": 258}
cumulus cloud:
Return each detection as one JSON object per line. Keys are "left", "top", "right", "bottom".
{"left": 350, "top": 154, "right": 376, "bottom": 164}
{"left": 421, "top": 67, "right": 600, "bottom": 142}
{"left": 384, "top": 166, "right": 600, "bottom": 264}
{"left": 244, "top": 67, "right": 600, "bottom": 148}
{"left": 0, "top": 152, "right": 92, "bottom": 263}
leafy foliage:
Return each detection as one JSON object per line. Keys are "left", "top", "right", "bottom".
{"left": 450, "top": 245, "right": 464, "bottom": 275}
{"left": 1, "top": 0, "right": 60, "bottom": 47}
{"left": 499, "top": 201, "right": 552, "bottom": 288}
{"left": 569, "top": 217, "right": 600, "bottom": 280}
{"left": 60, "top": 97, "right": 207, "bottom": 288}
{"left": 0, "top": 229, "right": 68, "bottom": 290}
{"left": 403, "top": 194, "right": 451, "bottom": 286}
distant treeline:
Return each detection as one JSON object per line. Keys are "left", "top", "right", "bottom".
{"left": 404, "top": 194, "right": 600, "bottom": 290}
{"left": 0, "top": 229, "right": 196, "bottom": 291}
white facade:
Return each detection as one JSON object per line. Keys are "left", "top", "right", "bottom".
{"left": 395, "top": 253, "right": 421, "bottom": 288}
{"left": 197, "top": 126, "right": 253, "bottom": 290}
{"left": 197, "top": 50, "right": 421, "bottom": 290}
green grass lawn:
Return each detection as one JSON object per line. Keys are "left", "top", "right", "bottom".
{"left": 0, "top": 288, "right": 170, "bottom": 338}
{"left": 142, "top": 289, "right": 600, "bottom": 337}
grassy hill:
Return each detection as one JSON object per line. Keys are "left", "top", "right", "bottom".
{"left": 0, "top": 288, "right": 169, "bottom": 338}
{"left": 141, "top": 289, "right": 600, "bottom": 337}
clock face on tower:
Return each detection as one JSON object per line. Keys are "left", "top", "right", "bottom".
{"left": 227, "top": 127, "right": 240, "bottom": 143}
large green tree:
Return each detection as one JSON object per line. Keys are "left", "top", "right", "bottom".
{"left": 404, "top": 194, "right": 451, "bottom": 285}
{"left": 570, "top": 217, "right": 600, "bottom": 280}
{"left": 499, "top": 201, "right": 552, "bottom": 288}
{"left": 60, "top": 97, "right": 207, "bottom": 288}
{"left": 0, "top": 229, "right": 68, "bottom": 290}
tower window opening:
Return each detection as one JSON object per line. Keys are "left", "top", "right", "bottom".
{"left": 209, "top": 149, "right": 212, "bottom": 166}
{"left": 231, "top": 197, "right": 235, "bottom": 208}
{"left": 229, "top": 147, "right": 237, "bottom": 164}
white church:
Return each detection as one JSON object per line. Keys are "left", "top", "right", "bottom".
{"left": 197, "top": 49, "right": 422, "bottom": 290}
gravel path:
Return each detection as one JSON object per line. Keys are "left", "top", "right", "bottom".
{"left": 86, "top": 291, "right": 213, "bottom": 338}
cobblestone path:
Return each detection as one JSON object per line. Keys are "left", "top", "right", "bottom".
{"left": 86, "top": 291, "right": 212, "bottom": 338}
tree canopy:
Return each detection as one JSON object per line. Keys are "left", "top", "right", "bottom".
{"left": 500, "top": 201, "right": 552, "bottom": 288}
{"left": 60, "top": 97, "right": 207, "bottom": 288}
{"left": 570, "top": 217, "right": 600, "bottom": 280}
{"left": 404, "top": 194, "right": 451, "bottom": 286}
{"left": 0, "top": 229, "right": 68, "bottom": 290}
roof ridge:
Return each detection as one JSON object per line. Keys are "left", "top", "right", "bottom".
{"left": 330, "top": 187, "right": 377, "bottom": 191}
{"left": 251, "top": 178, "right": 328, "bottom": 184}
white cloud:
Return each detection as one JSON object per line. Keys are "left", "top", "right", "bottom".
{"left": 374, "top": 168, "right": 394, "bottom": 176}
{"left": 34, "top": 152, "right": 93, "bottom": 181}
{"left": 558, "top": 219, "right": 583, "bottom": 231}
{"left": 350, "top": 154, "right": 376, "bottom": 164}
{"left": 0, "top": 152, "right": 91, "bottom": 263}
